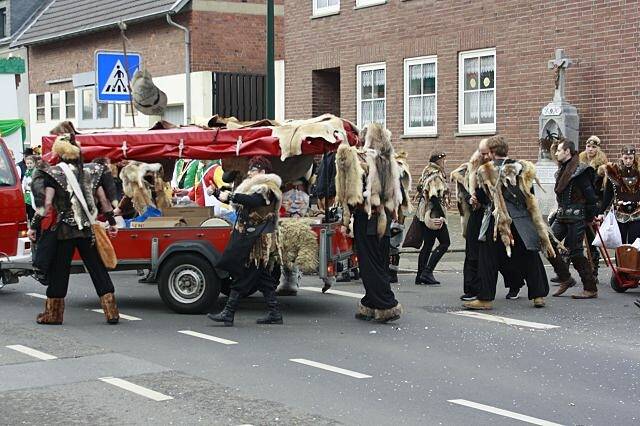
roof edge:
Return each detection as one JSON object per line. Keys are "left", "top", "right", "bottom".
{"left": 9, "top": 0, "right": 56, "bottom": 48}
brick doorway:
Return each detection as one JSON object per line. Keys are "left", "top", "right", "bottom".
{"left": 312, "top": 67, "right": 340, "bottom": 117}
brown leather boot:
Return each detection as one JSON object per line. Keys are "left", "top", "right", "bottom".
{"left": 99, "top": 293, "right": 120, "bottom": 324}
{"left": 36, "top": 298, "right": 64, "bottom": 325}
{"left": 571, "top": 290, "right": 598, "bottom": 299}
{"left": 572, "top": 256, "right": 598, "bottom": 294}
{"left": 552, "top": 277, "right": 577, "bottom": 297}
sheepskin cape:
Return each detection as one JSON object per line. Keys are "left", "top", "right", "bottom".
{"left": 477, "top": 159, "right": 555, "bottom": 258}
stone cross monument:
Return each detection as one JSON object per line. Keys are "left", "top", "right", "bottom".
{"left": 536, "top": 49, "right": 580, "bottom": 216}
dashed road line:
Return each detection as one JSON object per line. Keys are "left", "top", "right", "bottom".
{"left": 299, "top": 286, "right": 363, "bottom": 299}
{"left": 6, "top": 345, "right": 57, "bottom": 361}
{"left": 26, "top": 293, "right": 47, "bottom": 300}
{"left": 290, "top": 358, "right": 371, "bottom": 379}
{"left": 98, "top": 377, "right": 173, "bottom": 402}
{"left": 178, "top": 330, "right": 238, "bottom": 345}
{"left": 448, "top": 311, "right": 560, "bottom": 330}
{"left": 90, "top": 309, "right": 142, "bottom": 321}
{"left": 448, "top": 399, "right": 564, "bottom": 426}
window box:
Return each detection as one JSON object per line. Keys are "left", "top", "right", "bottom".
{"left": 357, "top": 62, "right": 386, "bottom": 128}
{"left": 404, "top": 56, "right": 437, "bottom": 136}
{"left": 458, "top": 48, "right": 496, "bottom": 135}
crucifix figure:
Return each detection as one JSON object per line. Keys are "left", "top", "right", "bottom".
{"left": 548, "top": 48, "right": 573, "bottom": 102}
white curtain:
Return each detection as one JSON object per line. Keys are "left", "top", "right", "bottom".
{"left": 423, "top": 96, "right": 435, "bottom": 126}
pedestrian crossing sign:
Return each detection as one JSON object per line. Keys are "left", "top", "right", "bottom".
{"left": 95, "top": 50, "right": 141, "bottom": 103}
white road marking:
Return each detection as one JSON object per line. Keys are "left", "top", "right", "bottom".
{"left": 448, "top": 399, "right": 564, "bottom": 426}
{"left": 289, "top": 358, "right": 371, "bottom": 379}
{"left": 6, "top": 345, "right": 57, "bottom": 361}
{"left": 177, "top": 330, "right": 238, "bottom": 345}
{"left": 26, "top": 293, "right": 47, "bottom": 300}
{"left": 449, "top": 311, "right": 560, "bottom": 330}
{"left": 90, "top": 309, "right": 141, "bottom": 321}
{"left": 298, "top": 286, "right": 363, "bottom": 299}
{"left": 98, "top": 377, "right": 173, "bottom": 402}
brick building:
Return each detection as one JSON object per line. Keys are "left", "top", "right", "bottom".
{"left": 284, "top": 0, "right": 640, "bottom": 174}
{"left": 11, "top": 0, "right": 284, "bottom": 144}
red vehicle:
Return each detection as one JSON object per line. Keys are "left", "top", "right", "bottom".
{"left": 0, "top": 123, "right": 357, "bottom": 313}
{"left": 0, "top": 138, "right": 29, "bottom": 263}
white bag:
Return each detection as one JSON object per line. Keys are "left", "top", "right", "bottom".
{"left": 592, "top": 210, "right": 622, "bottom": 248}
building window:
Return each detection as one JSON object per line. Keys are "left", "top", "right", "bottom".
{"left": 82, "top": 88, "right": 94, "bottom": 120}
{"left": 0, "top": 8, "right": 6, "bottom": 39}
{"left": 125, "top": 103, "right": 137, "bottom": 116}
{"left": 65, "top": 91, "right": 75, "bottom": 119}
{"left": 313, "top": 0, "right": 339, "bottom": 16}
{"left": 458, "top": 48, "right": 496, "bottom": 134}
{"left": 404, "top": 56, "right": 437, "bottom": 136}
{"left": 50, "top": 92, "right": 60, "bottom": 121}
{"left": 357, "top": 62, "right": 386, "bottom": 128}
{"left": 36, "top": 94, "right": 45, "bottom": 123}
{"left": 356, "top": 0, "right": 386, "bottom": 8}
{"left": 78, "top": 86, "right": 113, "bottom": 128}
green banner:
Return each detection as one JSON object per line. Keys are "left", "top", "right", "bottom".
{"left": 0, "top": 119, "right": 26, "bottom": 143}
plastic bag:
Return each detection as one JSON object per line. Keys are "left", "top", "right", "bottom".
{"left": 592, "top": 210, "right": 622, "bottom": 248}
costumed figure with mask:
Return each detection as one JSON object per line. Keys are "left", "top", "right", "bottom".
{"left": 335, "top": 123, "right": 403, "bottom": 323}
{"left": 27, "top": 134, "right": 120, "bottom": 325}
{"left": 464, "top": 136, "right": 552, "bottom": 310}
{"left": 207, "top": 156, "right": 283, "bottom": 326}
{"left": 546, "top": 139, "right": 599, "bottom": 299}
{"left": 413, "top": 151, "right": 450, "bottom": 286}
{"left": 600, "top": 145, "right": 640, "bottom": 244}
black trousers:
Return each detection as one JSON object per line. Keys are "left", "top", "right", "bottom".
{"left": 464, "top": 210, "right": 524, "bottom": 295}
{"left": 354, "top": 210, "right": 398, "bottom": 310}
{"left": 418, "top": 222, "right": 450, "bottom": 273}
{"left": 46, "top": 237, "right": 115, "bottom": 298}
{"left": 230, "top": 263, "right": 277, "bottom": 297}
{"left": 619, "top": 220, "right": 640, "bottom": 244}
{"left": 478, "top": 223, "right": 549, "bottom": 301}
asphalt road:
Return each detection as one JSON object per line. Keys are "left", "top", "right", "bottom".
{"left": 1, "top": 266, "right": 639, "bottom": 425}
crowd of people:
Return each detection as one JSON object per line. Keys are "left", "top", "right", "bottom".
{"left": 13, "top": 123, "right": 640, "bottom": 327}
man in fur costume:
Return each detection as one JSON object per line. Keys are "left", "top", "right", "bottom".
{"left": 547, "top": 140, "right": 600, "bottom": 299}
{"left": 27, "top": 134, "right": 121, "bottom": 325}
{"left": 335, "top": 123, "right": 403, "bottom": 323}
{"left": 451, "top": 142, "right": 525, "bottom": 301}
{"left": 464, "top": 136, "right": 551, "bottom": 310}
{"left": 208, "top": 156, "right": 284, "bottom": 326}
{"left": 599, "top": 145, "right": 640, "bottom": 244}
{"left": 414, "top": 151, "right": 450, "bottom": 286}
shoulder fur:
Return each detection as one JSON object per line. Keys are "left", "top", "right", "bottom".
{"left": 234, "top": 173, "right": 283, "bottom": 204}
{"left": 579, "top": 149, "right": 608, "bottom": 170}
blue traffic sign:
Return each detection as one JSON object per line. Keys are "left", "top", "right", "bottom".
{"left": 95, "top": 50, "right": 141, "bottom": 103}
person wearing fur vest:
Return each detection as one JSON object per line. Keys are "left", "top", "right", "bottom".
{"left": 207, "top": 156, "right": 283, "bottom": 326}
{"left": 27, "top": 134, "right": 120, "bottom": 325}
{"left": 599, "top": 145, "right": 640, "bottom": 244}
{"left": 335, "top": 123, "right": 403, "bottom": 323}
{"left": 545, "top": 139, "right": 600, "bottom": 299}
{"left": 414, "top": 151, "right": 450, "bottom": 286}
{"left": 464, "top": 136, "right": 551, "bottom": 310}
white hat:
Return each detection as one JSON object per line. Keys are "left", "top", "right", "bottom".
{"left": 131, "top": 69, "right": 167, "bottom": 116}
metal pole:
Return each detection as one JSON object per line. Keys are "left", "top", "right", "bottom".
{"left": 166, "top": 14, "right": 191, "bottom": 125}
{"left": 266, "top": 0, "right": 275, "bottom": 119}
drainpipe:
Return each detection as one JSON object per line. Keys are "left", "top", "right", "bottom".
{"left": 166, "top": 14, "right": 190, "bottom": 125}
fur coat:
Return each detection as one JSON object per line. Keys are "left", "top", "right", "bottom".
{"left": 395, "top": 151, "right": 413, "bottom": 222}
{"left": 334, "top": 123, "right": 402, "bottom": 239}
{"left": 450, "top": 151, "right": 483, "bottom": 237}
{"left": 415, "top": 162, "right": 449, "bottom": 226}
{"left": 477, "top": 160, "right": 555, "bottom": 258}
{"left": 579, "top": 149, "right": 607, "bottom": 172}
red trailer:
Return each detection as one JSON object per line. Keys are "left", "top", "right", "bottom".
{"left": 0, "top": 120, "right": 358, "bottom": 313}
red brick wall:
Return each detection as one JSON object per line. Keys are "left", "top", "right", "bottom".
{"left": 284, "top": 0, "right": 640, "bottom": 176}
{"left": 312, "top": 68, "right": 340, "bottom": 116}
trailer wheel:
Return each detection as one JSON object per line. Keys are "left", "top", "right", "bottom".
{"left": 158, "top": 253, "right": 220, "bottom": 314}
{"left": 610, "top": 274, "right": 628, "bottom": 293}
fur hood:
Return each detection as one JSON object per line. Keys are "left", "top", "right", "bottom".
{"left": 477, "top": 159, "right": 555, "bottom": 258}
{"left": 579, "top": 150, "right": 607, "bottom": 175}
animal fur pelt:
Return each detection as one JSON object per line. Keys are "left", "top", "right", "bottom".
{"left": 233, "top": 172, "right": 283, "bottom": 208}
{"left": 579, "top": 150, "right": 608, "bottom": 176}
{"left": 51, "top": 134, "right": 81, "bottom": 161}
{"left": 450, "top": 163, "right": 472, "bottom": 238}
{"left": 415, "top": 162, "right": 449, "bottom": 224}
{"left": 395, "top": 151, "right": 413, "bottom": 218}
{"left": 477, "top": 160, "right": 555, "bottom": 258}
{"left": 278, "top": 218, "right": 319, "bottom": 274}
{"left": 119, "top": 161, "right": 164, "bottom": 215}
{"left": 335, "top": 144, "right": 364, "bottom": 227}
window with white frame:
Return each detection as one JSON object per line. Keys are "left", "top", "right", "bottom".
{"left": 357, "top": 63, "right": 386, "bottom": 128}
{"left": 404, "top": 56, "right": 437, "bottom": 135}
{"left": 356, "top": 0, "right": 386, "bottom": 8}
{"left": 35, "top": 94, "right": 45, "bottom": 123}
{"left": 50, "top": 92, "right": 60, "bottom": 120}
{"left": 65, "top": 91, "right": 75, "bottom": 119}
{"left": 458, "top": 48, "right": 496, "bottom": 134}
{"left": 78, "top": 86, "right": 113, "bottom": 128}
{"left": 313, "top": 0, "right": 339, "bottom": 17}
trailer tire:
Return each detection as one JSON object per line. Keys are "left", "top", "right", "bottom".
{"left": 158, "top": 253, "right": 220, "bottom": 314}
{"left": 610, "top": 275, "right": 628, "bottom": 293}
